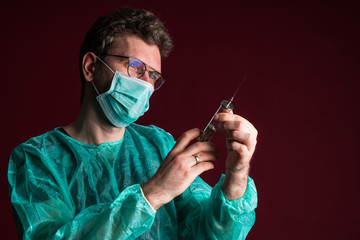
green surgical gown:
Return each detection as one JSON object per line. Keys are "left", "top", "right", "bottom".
{"left": 8, "top": 124, "right": 257, "bottom": 239}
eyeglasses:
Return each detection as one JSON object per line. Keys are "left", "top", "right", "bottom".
{"left": 104, "top": 54, "right": 165, "bottom": 90}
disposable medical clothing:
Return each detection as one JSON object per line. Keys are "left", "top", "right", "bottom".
{"left": 8, "top": 124, "right": 257, "bottom": 239}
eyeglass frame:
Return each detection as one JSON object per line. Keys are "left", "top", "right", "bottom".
{"left": 102, "top": 53, "right": 166, "bottom": 90}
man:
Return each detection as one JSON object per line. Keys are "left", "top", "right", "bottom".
{"left": 8, "top": 7, "right": 258, "bottom": 239}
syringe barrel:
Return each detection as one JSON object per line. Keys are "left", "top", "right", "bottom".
{"left": 197, "top": 99, "right": 234, "bottom": 142}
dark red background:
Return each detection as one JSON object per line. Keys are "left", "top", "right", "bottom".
{"left": 1, "top": 0, "right": 359, "bottom": 239}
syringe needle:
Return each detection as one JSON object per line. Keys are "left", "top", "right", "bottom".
{"left": 226, "top": 75, "right": 247, "bottom": 108}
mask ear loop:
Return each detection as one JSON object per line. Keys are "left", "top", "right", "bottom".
{"left": 96, "top": 56, "right": 115, "bottom": 74}
{"left": 91, "top": 81, "right": 100, "bottom": 95}
{"left": 91, "top": 55, "right": 116, "bottom": 96}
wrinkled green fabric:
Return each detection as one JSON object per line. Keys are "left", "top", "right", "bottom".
{"left": 8, "top": 124, "right": 257, "bottom": 239}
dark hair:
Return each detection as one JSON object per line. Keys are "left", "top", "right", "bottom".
{"left": 79, "top": 7, "right": 173, "bottom": 102}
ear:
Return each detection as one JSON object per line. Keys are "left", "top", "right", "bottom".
{"left": 82, "top": 52, "right": 97, "bottom": 82}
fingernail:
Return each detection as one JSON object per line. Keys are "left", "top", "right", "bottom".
{"left": 214, "top": 114, "right": 219, "bottom": 121}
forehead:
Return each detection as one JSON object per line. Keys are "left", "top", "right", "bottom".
{"left": 107, "top": 35, "right": 161, "bottom": 72}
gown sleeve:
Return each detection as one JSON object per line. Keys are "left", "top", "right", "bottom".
{"left": 176, "top": 174, "right": 257, "bottom": 240}
{"left": 8, "top": 143, "right": 156, "bottom": 240}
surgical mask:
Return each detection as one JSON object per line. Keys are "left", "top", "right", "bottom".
{"left": 92, "top": 57, "right": 154, "bottom": 127}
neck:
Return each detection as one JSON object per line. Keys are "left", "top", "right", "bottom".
{"left": 64, "top": 97, "right": 125, "bottom": 146}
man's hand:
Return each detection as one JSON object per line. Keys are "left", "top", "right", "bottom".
{"left": 141, "top": 128, "right": 218, "bottom": 210}
{"left": 216, "top": 111, "right": 258, "bottom": 200}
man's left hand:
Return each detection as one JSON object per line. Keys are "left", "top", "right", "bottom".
{"left": 215, "top": 111, "right": 258, "bottom": 200}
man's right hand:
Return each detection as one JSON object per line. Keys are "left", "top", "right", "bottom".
{"left": 141, "top": 128, "right": 218, "bottom": 210}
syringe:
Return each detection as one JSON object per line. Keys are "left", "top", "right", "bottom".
{"left": 197, "top": 76, "right": 247, "bottom": 142}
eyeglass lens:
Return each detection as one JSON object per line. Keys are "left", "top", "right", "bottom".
{"left": 128, "top": 58, "right": 164, "bottom": 90}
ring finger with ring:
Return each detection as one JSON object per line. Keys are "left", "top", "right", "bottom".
{"left": 190, "top": 152, "right": 218, "bottom": 167}
{"left": 194, "top": 155, "right": 200, "bottom": 165}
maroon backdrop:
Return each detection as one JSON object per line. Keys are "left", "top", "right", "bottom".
{"left": 1, "top": 1, "right": 359, "bottom": 239}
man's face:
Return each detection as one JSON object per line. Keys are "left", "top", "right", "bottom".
{"left": 94, "top": 35, "right": 162, "bottom": 93}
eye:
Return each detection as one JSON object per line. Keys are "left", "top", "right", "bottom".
{"left": 129, "top": 59, "right": 143, "bottom": 68}
{"left": 154, "top": 76, "right": 165, "bottom": 90}
{"left": 149, "top": 71, "right": 157, "bottom": 80}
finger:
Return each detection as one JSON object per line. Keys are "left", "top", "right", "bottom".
{"left": 221, "top": 108, "right": 233, "bottom": 114}
{"left": 192, "top": 161, "right": 215, "bottom": 176}
{"left": 216, "top": 112, "right": 241, "bottom": 122}
{"left": 227, "top": 130, "right": 257, "bottom": 152}
{"left": 227, "top": 130, "right": 252, "bottom": 144}
{"left": 184, "top": 142, "right": 219, "bottom": 157}
{"left": 218, "top": 121, "right": 257, "bottom": 137}
{"left": 219, "top": 121, "right": 251, "bottom": 132}
{"left": 172, "top": 128, "right": 201, "bottom": 154}
{"left": 216, "top": 113, "right": 255, "bottom": 130}
{"left": 185, "top": 152, "right": 218, "bottom": 166}
{"left": 227, "top": 140, "right": 249, "bottom": 154}
{"left": 196, "top": 152, "right": 218, "bottom": 162}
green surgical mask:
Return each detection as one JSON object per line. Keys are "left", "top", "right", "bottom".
{"left": 92, "top": 57, "right": 154, "bottom": 127}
